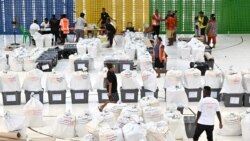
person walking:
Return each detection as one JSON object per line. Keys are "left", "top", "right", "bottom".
{"left": 105, "top": 18, "right": 116, "bottom": 48}
{"left": 75, "top": 12, "right": 86, "bottom": 42}
{"left": 206, "top": 14, "right": 217, "bottom": 48}
{"left": 98, "top": 63, "right": 119, "bottom": 112}
{"left": 193, "top": 86, "right": 223, "bottom": 141}
{"left": 165, "top": 13, "right": 176, "bottom": 46}
{"left": 152, "top": 36, "right": 167, "bottom": 78}
{"left": 59, "top": 14, "right": 69, "bottom": 45}
{"left": 152, "top": 9, "right": 161, "bottom": 38}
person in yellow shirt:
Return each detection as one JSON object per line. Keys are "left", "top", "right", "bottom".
{"left": 197, "top": 11, "right": 208, "bottom": 38}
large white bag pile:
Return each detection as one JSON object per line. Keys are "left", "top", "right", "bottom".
{"left": 164, "top": 111, "right": 188, "bottom": 140}
{"left": 120, "top": 105, "right": 142, "bottom": 117}
{"left": 76, "top": 112, "right": 92, "bottom": 137}
{"left": 143, "top": 106, "right": 163, "bottom": 123}
{"left": 241, "top": 109, "right": 250, "bottom": 141}
{"left": 23, "top": 95, "right": 44, "bottom": 127}
{"left": 221, "top": 72, "right": 244, "bottom": 93}
{"left": 93, "top": 68, "right": 108, "bottom": 90}
{"left": 121, "top": 70, "right": 140, "bottom": 89}
{"left": 141, "top": 69, "right": 157, "bottom": 92}
{"left": 77, "top": 40, "right": 87, "bottom": 55}
{"left": 52, "top": 111, "right": 75, "bottom": 138}
{"left": 68, "top": 54, "right": 80, "bottom": 71}
{"left": 138, "top": 96, "right": 160, "bottom": 108}
{"left": 124, "top": 45, "right": 136, "bottom": 60}
{"left": 218, "top": 113, "right": 241, "bottom": 136}
{"left": 46, "top": 73, "right": 67, "bottom": 91}
{"left": 70, "top": 71, "right": 92, "bottom": 90}
{"left": 122, "top": 123, "right": 147, "bottom": 141}
{"left": 103, "top": 102, "right": 127, "bottom": 120}
{"left": 104, "top": 51, "right": 130, "bottom": 61}
{"left": 86, "top": 112, "right": 115, "bottom": 141}
{"left": 146, "top": 121, "right": 176, "bottom": 141}
{"left": 0, "top": 72, "right": 21, "bottom": 92}
{"left": 22, "top": 69, "right": 43, "bottom": 91}
{"left": 164, "top": 70, "right": 183, "bottom": 88}
{"left": 117, "top": 114, "right": 142, "bottom": 128}
{"left": 99, "top": 127, "right": 124, "bottom": 141}
{"left": 184, "top": 68, "right": 203, "bottom": 88}
{"left": 241, "top": 69, "right": 250, "bottom": 93}
{"left": 205, "top": 70, "right": 223, "bottom": 89}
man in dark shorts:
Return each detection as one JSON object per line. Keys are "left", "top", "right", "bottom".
{"left": 98, "top": 63, "right": 119, "bottom": 112}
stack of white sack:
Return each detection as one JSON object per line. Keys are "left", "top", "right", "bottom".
{"left": 75, "top": 112, "right": 92, "bottom": 137}
{"left": 146, "top": 121, "right": 176, "bottom": 141}
{"left": 51, "top": 111, "right": 75, "bottom": 138}
{"left": 22, "top": 69, "right": 43, "bottom": 91}
{"left": 205, "top": 69, "right": 223, "bottom": 89}
{"left": 141, "top": 68, "right": 158, "bottom": 92}
{"left": 241, "top": 109, "right": 250, "bottom": 141}
{"left": 183, "top": 68, "right": 203, "bottom": 88}
{"left": 220, "top": 71, "right": 244, "bottom": 93}
{"left": 138, "top": 52, "right": 153, "bottom": 71}
{"left": 241, "top": 69, "right": 250, "bottom": 93}
{"left": 164, "top": 110, "right": 188, "bottom": 141}
{"left": 23, "top": 95, "right": 44, "bottom": 127}
{"left": 177, "top": 41, "right": 191, "bottom": 60}
{"left": 187, "top": 38, "right": 205, "bottom": 62}
{"left": 3, "top": 111, "right": 27, "bottom": 139}
{"left": 86, "top": 111, "right": 115, "bottom": 140}
{"left": 0, "top": 54, "right": 8, "bottom": 71}
{"left": 122, "top": 122, "right": 147, "bottom": 141}
{"left": 164, "top": 69, "right": 183, "bottom": 88}
{"left": 138, "top": 96, "right": 160, "bottom": 108}
{"left": 92, "top": 68, "right": 108, "bottom": 90}
{"left": 104, "top": 51, "right": 130, "bottom": 61}
{"left": 218, "top": 113, "right": 241, "bottom": 136}
{"left": 121, "top": 70, "right": 140, "bottom": 89}
{"left": 99, "top": 127, "right": 124, "bottom": 141}
{"left": 142, "top": 106, "right": 163, "bottom": 123}
{"left": 103, "top": 102, "right": 127, "bottom": 120}
{"left": 46, "top": 72, "right": 67, "bottom": 91}
{"left": 120, "top": 105, "right": 142, "bottom": 117}
{"left": 0, "top": 72, "right": 21, "bottom": 92}
{"left": 70, "top": 70, "right": 92, "bottom": 90}
{"left": 117, "top": 114, "right": 142, "bottom": 128}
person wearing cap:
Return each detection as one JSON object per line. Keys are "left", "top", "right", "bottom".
{"left": 206, "top": 14, "right": 217, "bottom": 48}
{"left": 197, "top": 11, "right": 209, "bottom": 37}
{"left": 75, "top": 12, "right": 86, "bottom": 42}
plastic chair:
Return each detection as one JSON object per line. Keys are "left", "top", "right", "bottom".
{"left": 19, "top": 25, "right": 31, "bottom": 45}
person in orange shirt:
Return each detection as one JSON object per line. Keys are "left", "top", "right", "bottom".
{"left": 59, "top": 14, "right": 69, "bottom": 45}
{"left": 152, "top": 9, "right": 161, "bottom": 38}
{"left": 165, "top": 13, "right": 176, "bottom": 46}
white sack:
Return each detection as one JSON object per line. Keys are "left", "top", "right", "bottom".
{"left": 218, "top": 113, "right": 241, "bottom": 136}
{"left": 23, "top": 57, "right": 37, "bottom": 71}
{"left": 164, "top": 70, "right": 183, "bottom": 88}
{"left": 76, "top": 112, "right": 92, "bottom": 137}
{"left": 0, "top": 56, "right": 8, "bottom": 71}
{"left": 141, "top": 69, "right": 157, "bottom": 92}
{"left": 241, "top": 112, "right": 250, "bottom": 141}
{"left": 3, "top": 111, "right": 26, "bottom": 132}
{"left": 70, "top": 71, "right": 92, "bottom": 90}
{"left": 122, "top": 123, "right": 147, "bottom": 141}
{"left": 205, "top": 70, "right": 223, "bottom": 89}
{"left": 23, "top": 96, "right": 44, "bottom": 127}
{"left": 120, "top": 105, "right": 142, "bottom": 117}
{"left": 81, "top": 134, "right": 96, "bottom": 141}
{"left": 243, "top": 74, "right": 250, "bottom": 93}
{"left": 99, "top": 127, "right": 124, "bottom": 141}
{"left": 0, "top": 72, "right": 21, "bottom": 92}
{"left": 139, "top": 96, "right": 160, "bottom": 108}
{"left": 46, "top": 73, "right": 67, "bottom": 91}
{"left": 184, "top": 68, "right": 203, "bottom": 88}
{"left": 143, "top": 106, "right": 163, "bottom": 123}
{"left": 121, "top": 70, "right": 140, "bottom": 89}
{"left": 9, "top": 56, "right": 23, "bottom": 72}
{"left": 117, "top": 114, "right": 142, "bottom": 128}
{"left": 103, "top": 102, "right": 127, "bottom": 120}
{"left": 221, "top": 72, "right": 244, "bottom": 93}
{"left": 166, "top": 87, "right": 189, "bottom": 108}
{"left": 22, "top": 69, "right": 43, "bottom": 91}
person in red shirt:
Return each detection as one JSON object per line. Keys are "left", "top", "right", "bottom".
{"left": 165, "top": 13, "right": 176, "bottom": 46}
{"left": 59, "top": 14, "right": 69, "bottom": 45}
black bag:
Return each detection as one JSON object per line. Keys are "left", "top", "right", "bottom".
{"left": 190, "top": 62, "right": 209, "bottom": 76}
{"left": 126, "top": 22, "right": 134, "bottom": 32}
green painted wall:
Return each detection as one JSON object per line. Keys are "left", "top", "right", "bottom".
{"left": 149, "top": 0, "right": 250, "bottom": 34}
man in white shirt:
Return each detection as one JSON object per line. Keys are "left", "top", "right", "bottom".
{"left": 75, "top": 13, "right": 86, "bottom": 42}
{"left": 29, "top": 20, "right": 40, "bottom": 36}
{"left": 193, "top": 86, "right": 223, "bottom": 141}
{"left": 40, "top": 18, "right": 50, "bottom": 28}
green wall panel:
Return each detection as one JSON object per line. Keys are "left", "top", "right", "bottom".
{"left": 149, "top": 0, "right": 250, "bottom": 34}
